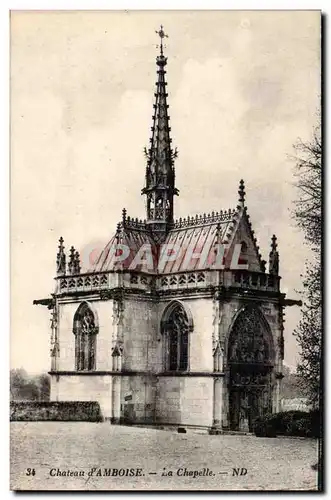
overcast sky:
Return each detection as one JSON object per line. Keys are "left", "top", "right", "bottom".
{"left": 11, "top": 10, "right": 320, "bottom": 373}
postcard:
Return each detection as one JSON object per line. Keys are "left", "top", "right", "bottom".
{"left": 10, "top": 10, "right": 322, "bottom": 491}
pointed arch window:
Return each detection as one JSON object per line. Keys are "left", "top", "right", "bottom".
{"left": 73, "top": 303, "right": 98, "bottom": 371}
{"left": 162, "top": 302, "right": 192, "bottom": 372}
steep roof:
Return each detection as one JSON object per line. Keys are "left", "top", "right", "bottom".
{"left": 90, "top": 224, "right": 155, "bottom": 274}
{"left": 160, "top": 211, "right": 236, "bottom": 273}
{"left": 88, "top": 200, "right": 265, "bottom": 275}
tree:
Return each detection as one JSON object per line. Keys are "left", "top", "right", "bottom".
{"left": 33, "top": 373, "right": 51, "bottom": 401}
{"left": 10, "top": 369, "right": 50, "bottom": 401}
{"left": 10, "top": 368, "right": 29, "bottom": 400}
{"left": 292, "top": 116, "right": 322, "bottom": 409}
{"left": 293, "top": 121, "right": 322, "bottom": 252}
{"left": 281, "top": 365, "right": 308, "bottom": 400}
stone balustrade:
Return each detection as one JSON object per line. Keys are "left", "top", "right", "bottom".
{"left": 157, "top": 271, "right": 208, "bottom": 290}
{"left": 56, "top": 269, "right": 280, "bottom": 295}
{"left": 226, "top": 270, "right": 280, "bottom": 292}
{"left": 57, "top": 273, "right": 113, "bottom": 294}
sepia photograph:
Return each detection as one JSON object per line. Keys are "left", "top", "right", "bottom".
{"left": 10, "top": 10, "right": 322, "bottom": 491}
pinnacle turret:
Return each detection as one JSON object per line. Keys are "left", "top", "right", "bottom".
{"left": 269, "top": 234, "right": 279, "bottom": 275}
{"left": 56, "top": 237, "right": 66, "bottom": 276}
{"left": 68, "top": 246, "right": 76, "bottom": 274}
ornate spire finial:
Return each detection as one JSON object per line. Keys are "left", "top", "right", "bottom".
{"left": 271, "top": 234, "right": 277, "bottom": 251}
{"left": 261, "top": 260, "right": 266, "bottom": 273}
{"left": 122, "top": 208, "right": 127, "bottom": 224}
{"left": 56, "top": 237, "right": 66, "bottom": 276}
{"left": 269, "top": 234, "right": 279, "bottom": 276}
{"left": 238, "top": 179, "right": 246, "bottom": 208}
{"left": 155, "top": 25, "right": 168, "bottom": 56}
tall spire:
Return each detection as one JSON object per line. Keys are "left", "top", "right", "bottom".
{"left": 142, "top": 26, "right": 179, "bottom": 243}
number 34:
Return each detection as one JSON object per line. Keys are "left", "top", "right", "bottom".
{"left": 25, "top": 468, "right": 36, "bottom": 476}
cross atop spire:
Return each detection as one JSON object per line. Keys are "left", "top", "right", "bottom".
{"left": 155, "top": 25, "right": 168, "bottom": 56}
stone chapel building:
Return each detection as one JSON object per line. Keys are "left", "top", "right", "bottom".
{"left": 35, "top": 29, "right": 295, "bottom": 432}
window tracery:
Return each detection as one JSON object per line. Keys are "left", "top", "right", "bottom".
{"left": 163, "top": 303, "right": 190, "bottom": 372}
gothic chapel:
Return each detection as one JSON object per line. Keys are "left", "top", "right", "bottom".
{"left": 35, "top": 28, "right": 293, "bottom": 432}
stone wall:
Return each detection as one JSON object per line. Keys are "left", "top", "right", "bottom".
{"left": 180, "top": 377, "right": 213, "bottom": 426}
{"left": 50, "top": 374, "right": 113, "bottom": 418}
{"left": 122, "top": 299, "right": 159, "bottom": 371}
{"left": 155, "top": 376, "right": 213, "bottom": 427}
{"left": 57, "top": 299, "right": 114, "bottom": 371}
{"left": 50, "top": 285, "right": 283, "bottom": 429}
{"left": 121, "top": 374, "right": 157, "bottom": 424}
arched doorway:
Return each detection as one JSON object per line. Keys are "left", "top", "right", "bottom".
{"left": 227, "top": 306, "right": 274, "bottom": 431}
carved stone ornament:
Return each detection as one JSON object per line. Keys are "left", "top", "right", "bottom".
{"left": 112, "top": 296, "right": 125, "bottom": 326}
{"left": 228, "top": 307, "right": 271, "bottom": 364}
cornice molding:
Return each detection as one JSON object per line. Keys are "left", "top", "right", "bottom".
{"left": 49, "top": 370, "right": 225, "bottom": 377}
